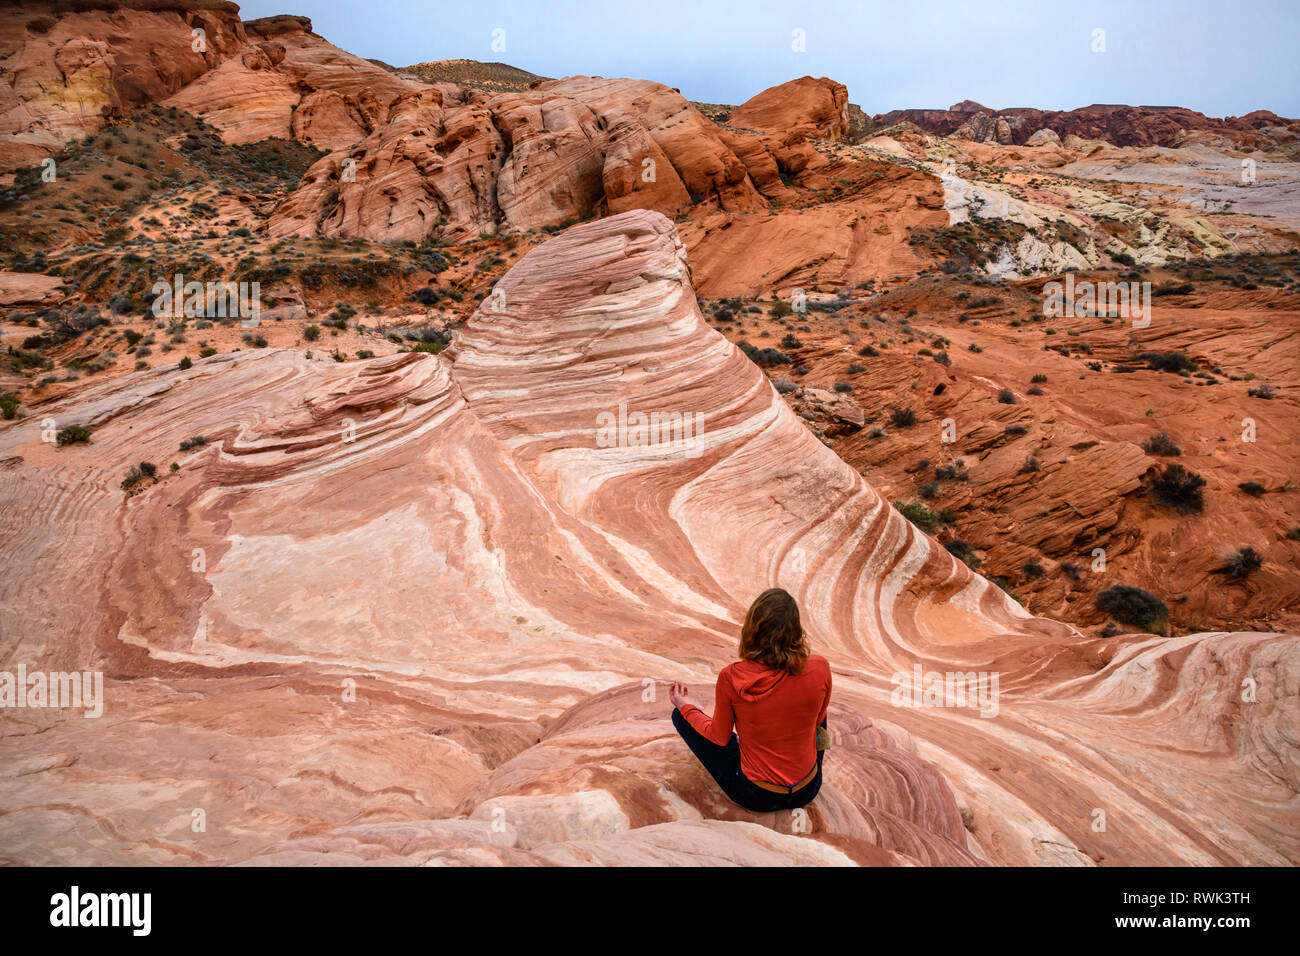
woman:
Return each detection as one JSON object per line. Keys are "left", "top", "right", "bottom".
{"left": 669, "top": 587, "right": 832, "bottom": 813}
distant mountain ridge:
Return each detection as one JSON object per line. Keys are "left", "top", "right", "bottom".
{"left": 872, "top": 100, "right": 1300, "bottom": 149}
{"left": 397, "top": 59, "right": 550, "bottom": 92}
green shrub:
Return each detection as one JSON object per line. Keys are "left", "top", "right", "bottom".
{"left": 892, "top": 501, "right": 956, "bottom": 532}
{"left": 1141, "top": 432, "right": 1180, "bottom": 456}
{"left": 1148, "top": 463, "right": 1205, "bottom": 512}
{"left": 944, "top": 539, "right": 980, "bottom": 569}
{"left": 56, "top": 425, "right": 91, "bottom": 445}
{"left": 1096, "top": 584, "right": 1168, "bottom": 633}
{"left": 120, "top": 461, "right": 156, "bottom": 491}
{"left": 1141, "top": 351, "right": 1197, "bottom": 374}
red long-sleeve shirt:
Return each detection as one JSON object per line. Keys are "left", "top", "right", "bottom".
{"left": 679, "top": 655, "right": 831, "bottom": 786}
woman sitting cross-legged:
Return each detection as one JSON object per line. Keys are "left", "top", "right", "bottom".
{"left": 669, "top": 587, "right": 832, "bottom": 813}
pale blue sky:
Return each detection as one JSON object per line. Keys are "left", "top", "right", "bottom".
{"left": 235, "top": 0, "right": 1300, "bottom": 117}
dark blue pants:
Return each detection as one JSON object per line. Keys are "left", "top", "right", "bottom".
{"left": 671, "top": 709, "right": 825, "bottom": 813}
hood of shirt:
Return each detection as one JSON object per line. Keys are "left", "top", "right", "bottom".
{"left": 727, "top": 659, "right": 789, "bottom": 701}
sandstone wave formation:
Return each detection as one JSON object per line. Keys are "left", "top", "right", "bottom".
{"left": 1, "top": 211, "right": 1295, "bottom": 865}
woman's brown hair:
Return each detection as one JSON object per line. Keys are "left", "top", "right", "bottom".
{"left": 738, "top": 588, "right": 809, "bottom": 674}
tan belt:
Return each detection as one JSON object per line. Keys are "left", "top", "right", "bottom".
{"left": 749, "top": 761, "right": 819, "bottom": 794}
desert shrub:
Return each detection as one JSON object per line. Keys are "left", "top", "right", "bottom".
{"left": 1060, "top": 561, "right": 1083, "bottom": 581}
{"left": 857, "top": 345, "right": 878, "bottom": 357}
{"left": 1096, "top": 584, "right": 1168, "bottom": 633}
{"left": 833, "top": 381, "right": 853, "bottom": 393}
{"left": 780, "top": 333, "right": 802, "bottom": 350}
{"left": 178, "top": 435, "right": 207, "bottom": 451}
{"left": 120, "top": 461, "right": 157, "bottom": 491}
{"left": 0, "top": 392, "right": 19, "bottom": 419}
{"left": 1148, "top": 463, "right": 1205, "bottom": 512}
{"left": 178, "top": 356, "right": 192, "bottom": 370}
{"left": 772, "top": 377, "right": 798, "bottom": 394}
{"left": 1153, "top": 281, "right": 1194, "bottom": 297}
{"left": 356, "top": 349, "right": 374, "bottom": 359}
{"left": 199, "top": 347, "right": 217, "bottom": 358}
{"left": 9, "top": 348, "right": 52, "bottom": 372}
{"left": 1141, "top": 351, "right": 1197, "bottom": 374}
{"left": 934, "top": 464, "right": 968, "bottom": 482}
{"left": 56, "top": 425, "right": 91, "bottom": 445}
{"left": 1285, "top": 527, "right": 1300, "bottom": 541}
{"left": 892, "top": 501, "right": 956, "bottom": 532}
{"left": 1214, "top": 547, "right": 1262, "bottom": 580}
{"left": 1247, "top": 383, "right": 1274, "bottom": 399}
{"left": 1238, "top": 481, "right": 1267, "bottom": 497}
{"left": 750, "top": 346, "right": 791, "bottom": 366}
{"left": 1020, "top": 455, "right": 1040, "bottom": 474}
{"left": 889, "top": 407, "right": 917, "bottom": 428}
{"left": 1026, "top": 386, "right": 1043, "bottom": 395}
{"left": 770, "top": 300, "right": 793, "bottom": 318}
{"left": 409, "top": 286, "right": 439, "bottom": 305}
{"left": 1005, "top": 424, "right": 1027, "bottom": 436}
{"left": 1142, "top": 431, "right": 1181, "bottom": 456}
{"left": 1022, "top": 559, "right": 1045, "bottom": 580}
{"left": 847, "top": 363, "right": 865, "bottom": 374}
{"left": 1030, "top": 373, "right": 1047, "bottom": 383}
{"left": 303, "top": 324, "right": 321, "bottom": 341}
{"left": 997, "top": 389, "right": 1016, "bottom": 404}
{"left": 42, "top": 306, "right": 108, "bottom": 341}
{"left": 945, "top": 539, "right": 981, "bottom": 568}
{"left": 920, "top": 481, "right": 940, "bottom": 500}
{"left": 867, "top": 426, "right": 885, "bottom": 438}
{"left": 968, "top": 343, "right": 982, "bottom": 353}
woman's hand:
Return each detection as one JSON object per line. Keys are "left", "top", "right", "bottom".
{"left": 668, "top": 681, "right": 692, "bottom": 710}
